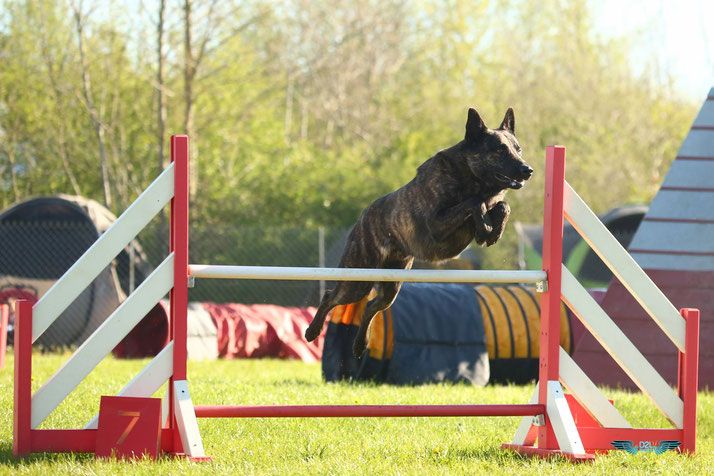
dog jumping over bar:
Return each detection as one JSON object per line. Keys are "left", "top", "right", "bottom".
{"left": 304, "top": 107, "right": 533, "bottom": 357}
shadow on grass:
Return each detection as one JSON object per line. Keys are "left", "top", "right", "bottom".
{"left": 271, "top": 378, "right": 322, "bottom": 387}
{"left": 449, "top": 445, "right": 577, "bottom": 464}
{"left": 0, "top": 442, "right": 95, "bottom": 466}
{"left": 449, "top": 446, "right": 513, "bottom": 460}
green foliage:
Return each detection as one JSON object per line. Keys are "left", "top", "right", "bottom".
{"left": 0, "top": 0, "right": 699, "bottom": 246}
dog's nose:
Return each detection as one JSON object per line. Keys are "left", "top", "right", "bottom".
{"left": 520, "top": 164, "right": 534, "bottom": 178}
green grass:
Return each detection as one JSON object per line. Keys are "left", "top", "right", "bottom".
{"left": 1, "top": 353, "right": 712, "bottom": 475}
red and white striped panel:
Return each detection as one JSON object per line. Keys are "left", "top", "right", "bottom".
{"left": 629, "top": 87, "right": 714, "bottom": 271}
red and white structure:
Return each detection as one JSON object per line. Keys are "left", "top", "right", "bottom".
{"left": 573, "top": 87, "right": 713, "bottom": 390}
{"left": 13, "top": 138, "right": 699, "bottom": 461}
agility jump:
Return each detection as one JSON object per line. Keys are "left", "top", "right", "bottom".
{"left": 13, "top": 136, "right": 699, "bottom": 462}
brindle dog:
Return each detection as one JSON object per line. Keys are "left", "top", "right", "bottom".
{"left": 304, "top": 107, "right": 533, "bottom": 357}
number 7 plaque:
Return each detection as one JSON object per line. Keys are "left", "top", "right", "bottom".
{"left": 96, "top": 396, "right": 162, "bottom": 460}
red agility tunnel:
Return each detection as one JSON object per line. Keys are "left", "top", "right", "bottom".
{"left": 113, "top": 300, "right": 324, "bottom": 362}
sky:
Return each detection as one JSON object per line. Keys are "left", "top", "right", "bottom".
{"left": 595, "top": 0, "right": 714, "bottom": 102}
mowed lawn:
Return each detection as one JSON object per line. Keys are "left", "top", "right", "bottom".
{"left": 0, "top": 353, "right": 712, "bottom": 475}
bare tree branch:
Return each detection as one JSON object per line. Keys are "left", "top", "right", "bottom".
{"left": 71, "top": 0, "right": 112, "bottom": 208}
{"left": 157, "top": 0, "right": 167, "bottom": 171}
{"left": 38, "top": 7, "right": 82, "bottom": 196}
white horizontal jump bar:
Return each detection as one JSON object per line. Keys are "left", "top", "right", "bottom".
{"left": 189, "top": 265, "right": 547, "bottom": 284}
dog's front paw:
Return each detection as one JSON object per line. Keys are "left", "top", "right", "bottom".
{"left": 485, "top": 225, "right": 505, "bottom": 246}
{"left": 472, "top": 207, "right": 493, "bottom": 245}
{"left": 489, "top": 201, "right": 510, "bottom": 220}
{"left": 485, "top": 235, "right": 500, "bottom": 247}
{"left": 473, "top": 213, "right": 493, "bottom": 231}
{"left": 485, "top": 201, "right": 510, "bottom": 246}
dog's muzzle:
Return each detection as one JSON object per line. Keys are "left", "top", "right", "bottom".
{"left": 495, "top": 164, "right": 533, "bottom": 189}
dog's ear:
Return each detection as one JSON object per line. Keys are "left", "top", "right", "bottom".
{"left": 465, "top": 107, "right": 487, "bottom": 141}
{"left": 500, "top": 107, "right": 515, "bottom": 134}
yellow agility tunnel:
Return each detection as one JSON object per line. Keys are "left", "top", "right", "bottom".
{"left": 326, "top": 284, "right": 572, "bottom": 384}
{"left": 474, "top": 285, "right": 571, "bottom": 360}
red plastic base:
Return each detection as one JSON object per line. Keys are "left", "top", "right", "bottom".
{"left": 502, "top": 444, "right": 596, "bottom": 462}
{"left": 96, "top": 396, "right": 162, "bottom": 460}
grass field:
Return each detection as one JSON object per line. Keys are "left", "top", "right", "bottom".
{"left": 0, "top": 352, "right": 711, "bottom": 475}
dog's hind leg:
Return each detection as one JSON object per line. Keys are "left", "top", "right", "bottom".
{"left": 352, "top": 258, "right": 413, "bottom": 358}
{"left": 304, "top": 280, "right": 373, "bottom": 342}
{"left": 352, "top": 281, "right": 402, "bottom": 358}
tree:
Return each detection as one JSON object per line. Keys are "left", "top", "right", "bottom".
{"left": 156, "top": 0, "right": 168, "bottom": 172}
{"left": 0, "top": 0, "right": 697, "bottom": 247}
{"left": 71, "top": 0, "right": 112, "bottom": 207}
{"left": 38, "top": 4, "right": 82, "bottom": 196}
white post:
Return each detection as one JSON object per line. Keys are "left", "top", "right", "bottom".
{"left": 174, "top": 380, "right": 206, "bottom": 458}
{"left": 545, "top": 381, "right": 586, "bottom": 455}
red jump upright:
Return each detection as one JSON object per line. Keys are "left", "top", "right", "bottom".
{"left": 537, "top": 145, "right": 566, "bottom": 451}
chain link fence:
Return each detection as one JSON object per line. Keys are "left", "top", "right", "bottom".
{"left": 1, "top": 221, "right": 125, "bottom": 348}
{"left": 140, "top": 223, "right": 352, "bottom": 307}
{"left": 1, "top": 217, "right": 508, "bottom": 349}
{"left": 0, "top": 205, "right": 640, "bottom": 351}
{"left": 0, "top": 220, "right": 353, "bottom": 348}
